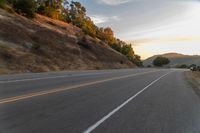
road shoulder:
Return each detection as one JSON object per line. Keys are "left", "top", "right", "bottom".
{"left": 185, "top": 71, "right": 200, "bottom": 97}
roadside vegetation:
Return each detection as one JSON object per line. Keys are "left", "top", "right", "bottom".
{"left": 153, "top": 56, "right": 170, "bottom": 67}
{"left": 0, "top": 0, "right": 142, "bottom": 67}
{"left": 143, "top": 53, "right": 200, "bottom": 68}
{"left": 0, "top": 0, "right": 13, "bottom": 12}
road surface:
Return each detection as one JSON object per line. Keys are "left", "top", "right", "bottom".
{"left": 0, "top": 68, "right": 200, "bottom": 133}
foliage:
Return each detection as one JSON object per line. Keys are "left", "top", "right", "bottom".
{"left": 0, "top": 0, "right": 13, "bottom": 13}
{"left": 110, "top": 43, "right": 122, "bottom": 53}
{"left": 77, "top": 35, "right": 90, "bottom": 49}
{"left": 133, "top": 55, "right": 143, "bottom": 67}
{"left": 36, "top": 0, "right": 62, "bottom": 19}
{"left": 0, "top": 0, "right": 5, "bottom": 8}
{"left": 153, "top": 56, "right": 170, "bottom": 67}
{"left": 176, "top": 64, "right": 188, "bottom": 68}
{"left": 121, "top": 44, "right": 134, "bottom": 58}
{"left": 12, "top": 0, "right": 36, "bottom": 18}
{"left": 66, "top": 1, "right": 98, "bottom": 37}
{"left": 110, "top": 41, "right": 143, "bottom": 66}
{"left": 102, "top": 27, "right": 115, "bottom": 44}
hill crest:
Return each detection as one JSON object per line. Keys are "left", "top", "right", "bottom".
{"left": 144, "top": 53, "right": 200, "bottom": 67}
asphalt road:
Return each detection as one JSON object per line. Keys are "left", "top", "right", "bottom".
{"left": 0, "top": 68, "right": 200, "bottom": 133}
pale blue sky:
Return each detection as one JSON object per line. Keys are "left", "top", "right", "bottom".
{"left": 78, "top": 0, "right": 200, "bottom": 59}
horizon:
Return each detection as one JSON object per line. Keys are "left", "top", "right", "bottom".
{"left": 141, "top": 52, "right": 200, "bottom": 60}
{"left": 78, "top": 0, "right": 200, "bottom": 59}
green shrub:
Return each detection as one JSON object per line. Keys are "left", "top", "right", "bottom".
{"left": 77, "top": 35, "right": 90, "bottom": 49}
{"left": 13, "top": 0, "right": 36, "bottom": 18}
{"left": 110, "top": 43, "right": 122, "bottom": 53}
{"left": 153, "top": 56, "right": 170, "bottom": 67}
{"left": 0, "top": 0, "right": 5, "bottom": 7}
{"left": 176, "top": 64, "right": 188, "bottom": 68}
{"left": 0, "top": 0, "right": 14, "bottom": 13}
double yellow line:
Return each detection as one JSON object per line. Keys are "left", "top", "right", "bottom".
{"left": 0, "top": 70, "right": 160, "bottom": 105}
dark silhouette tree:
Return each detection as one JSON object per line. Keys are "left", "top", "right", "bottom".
{"left": 13, "top": 0, "right": 36, "bottom": 18}
{"left": 153, "top": 56, "right": 170, "bottom": 67}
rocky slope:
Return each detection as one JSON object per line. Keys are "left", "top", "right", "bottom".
{"left": 0, "top": 9, "right": 135, "bottom": 74}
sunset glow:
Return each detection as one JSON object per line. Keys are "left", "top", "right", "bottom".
{"left": 79, "top": 0, "right": 200, "bottom": 59}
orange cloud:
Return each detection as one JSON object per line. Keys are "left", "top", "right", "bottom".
{"left": 127, "top": 36, "right": 200, "bottom": 45}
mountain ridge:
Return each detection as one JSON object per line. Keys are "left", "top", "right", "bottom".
{"left": 144, "top": 53, "right": 200, "bottom": 67}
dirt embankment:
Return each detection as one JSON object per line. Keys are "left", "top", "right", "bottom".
{"left": 0, "top": 9, "right": 135, "bottom": 74}
{"left": 185, "top": 71, "right": 200, "bottom": 96}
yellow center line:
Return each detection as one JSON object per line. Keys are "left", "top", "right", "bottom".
{"left": 0, "top": 70, "right": 161, "bottom": 105}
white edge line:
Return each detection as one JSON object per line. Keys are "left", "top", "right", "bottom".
{"left": 83, "top": 72, "right": 171, "bottom": 133}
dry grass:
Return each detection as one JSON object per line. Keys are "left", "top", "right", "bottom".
{"left": 185, "top": 71, "right": 200, "bottom": 96}
{"left": 0, "top": 9, "right": 135, "bottom": 75}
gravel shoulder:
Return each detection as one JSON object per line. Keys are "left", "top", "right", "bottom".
{"left": 185, "top": 71, "right": 200, "bottom": 97}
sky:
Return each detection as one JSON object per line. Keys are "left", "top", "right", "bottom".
{"left": 78, "top": 0, "right": 200, "bottom": 59}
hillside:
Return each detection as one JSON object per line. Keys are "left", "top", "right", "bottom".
{"left": 144, "top": 53, "right": 200, "bottom": 67}
{"left": 0, "top": 9, "right": 135, "bottom": 74}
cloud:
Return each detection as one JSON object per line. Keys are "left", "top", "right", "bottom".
{"left": 128, "top": 37, "right": 200, "bottom": 45}
{"left": 96, "top": 0, "right": 199, "bottom": 6}
{"left": 90, "top": 15, "right": 109, "bottom": 24}
{"left": 90, "top": 15, "right": 120, "bottom": 24}
{"left": 97, "top": 0, "right": 130, "bottom": 5}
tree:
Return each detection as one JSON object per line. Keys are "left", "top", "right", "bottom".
{"left": 133, "top": 55, "right": 143, "bottom": 67}
{"left": 13, "top": 0, "right": 36, "bottom": 18}
{"left": 36, "top": 0, "right": 46, "bottom": 14}
{"left": 61, "top": 0, "right": 70, "bottom": 21}
{"left": 68, "top": 1, "right": 86, "bottom": 25}
{"left": 110, "top": 43, "right": 122, "bottom": 53}
{"left": 81, "top": 16, "right": 97, "bottom": 37}
{"left": 36, "top": 0, "right": 63, "bottom": 19}
{"left": 66, "top": 1, "right": 97, "bottom": 37}
{"left": 103, "top": 27, "right": 115, "bottom": 44}
{"left": 121, "top": 44, "right": 134, "bottom": 58}
{"left": 153, "top": 56, "right": 170, "bottom": 67}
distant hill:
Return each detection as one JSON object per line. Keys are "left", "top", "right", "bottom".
{"left": 143, "top": 53, "right": 200, "bottom": 67}
{"left": 0, "top": 9, "right": 135, "bottom": 74}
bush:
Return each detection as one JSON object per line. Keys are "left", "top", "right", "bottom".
{"left": 110, "top": 43, "right": 122, "bottom": 53}
{"left": 13, "top": 0, "right": 36, "bottom": 18}
{"left": 133, "top": 55, "right": 143, "bottom": 67}
{"left": 0, "top": 0, "right": 14, "bottom": 13}
{"left": 36, "top": 4, "right": 46, "bottom": 15}
{"left": 0, "top": 0, "right": 5, "bottom": 8}
{"left": 153, "top": 56, "right": 170, "bottom": 67}
{"left": 77, "top": 35, "right": 90, "bottom": 49}
{"left": 176, "top": 64, "right": 188, "bottom": 68}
